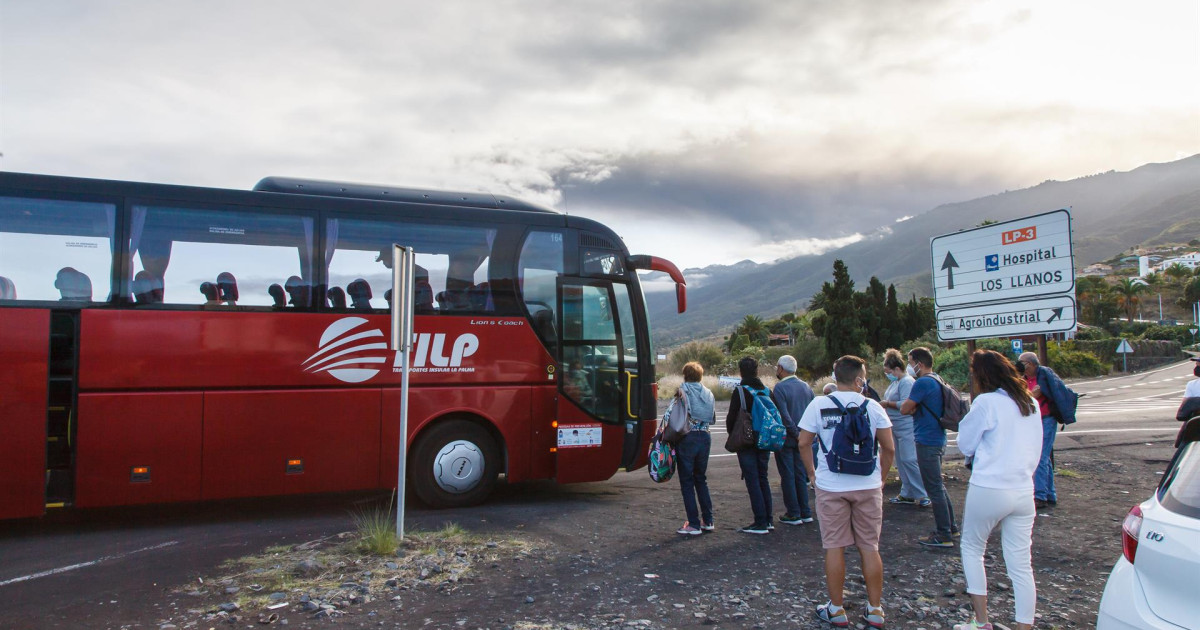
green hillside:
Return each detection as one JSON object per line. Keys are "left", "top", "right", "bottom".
{"left": 646, "top": 155, "right": 1200, "bottom": 346}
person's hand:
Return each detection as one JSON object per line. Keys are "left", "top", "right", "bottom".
{"left": 1030, "top": 385, "right": 1042, "bottom": 397}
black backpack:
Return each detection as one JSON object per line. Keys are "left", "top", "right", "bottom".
{"left": 815, "top": 397, "right": 878, "bottom": 476}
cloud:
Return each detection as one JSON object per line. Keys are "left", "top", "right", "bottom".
{"left": 1, "top": 0, "right": 1197, "bottom": 270}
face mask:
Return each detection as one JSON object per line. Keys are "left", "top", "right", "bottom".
{"left": 1016, "top": 361, "right": 1026, "bottom": 374}
{"left": 905, "top": 364, "right": 916, "bottom": 377}
{"left": 886, "top": 372, "right": 898, "bottom": 382}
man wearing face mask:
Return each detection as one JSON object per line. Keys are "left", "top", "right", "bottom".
{"left": 901, "top": 347, "right": 959, "bottom": 548}
{"left": 1016, "top": 352, "right": 1079, "bottom": 509}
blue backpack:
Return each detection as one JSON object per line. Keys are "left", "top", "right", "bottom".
{"left": 742, "top": 386, "right": 786, "bottom": 452}
{"left": 816, "top": 396, "right": 877, "bottom": 476}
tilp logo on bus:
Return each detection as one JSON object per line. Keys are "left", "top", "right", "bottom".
{"left": 305, "top": 317, "right": 482, "bottom": 383}
{"left": 303, "top": 317, "right": 390, "bottom": 383}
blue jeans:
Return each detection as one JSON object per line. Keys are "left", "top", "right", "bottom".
{"left": 891, "top": 416, "right": 927, "bottom": 500}
{"left": 916, "top": 443, "right": 957, "bottom": 538}
{"left": 737, "top": 448, "right": 773, "bottom": 526}
{"left": 774, "top": 440, "right": 812, "bottom": 519}
{"left": 1035, "top": 416, "right": 1058, "bottom": 502}
{"left": 676, "top": 431, "right": 713, "bottom": 528}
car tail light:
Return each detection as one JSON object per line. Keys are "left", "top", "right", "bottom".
{"left": 1122, "top": 505, "right": 1143, "bottom": 564}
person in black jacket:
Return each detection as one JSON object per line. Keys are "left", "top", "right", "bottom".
{"left": 728, "top": 356, "right": 778, "bottom": 534}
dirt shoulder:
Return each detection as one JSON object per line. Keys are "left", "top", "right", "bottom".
{"left": 145, "top": 438, "right": 1169, "bottom": 630}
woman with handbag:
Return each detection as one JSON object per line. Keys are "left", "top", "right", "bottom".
{"left": 726, "top": 356, "right": 776, "bottom": 535}
{"left": 675, "top": 362, "right": 716, "bottom": 535}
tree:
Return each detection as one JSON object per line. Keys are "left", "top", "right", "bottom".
{"left": 858, "top": 277, "right": 888, "bottom": 354}
{"left": 1076, "top": 276, "right": 1120, "bottom": 325}
{"left": 820, "top": 260, "right": 864, "bottom": 361}
{"left": 1115, "top": 278, "right": 1145, "bottom": 322}
{"left": 738, "top": 314, "right": 768, "bottom": 346}
{"left": 1177, "top": 276, "right": 1200, "bottom": 309}
{"left": 1164, "top": 263, "right": 1191, "bottom": 283}
{"left": 884, "top": 284, "right": 903, "bottom": 348}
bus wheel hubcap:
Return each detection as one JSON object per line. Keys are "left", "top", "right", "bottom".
{"left": 432, "top": 440, "right": 484, "bottom": 494}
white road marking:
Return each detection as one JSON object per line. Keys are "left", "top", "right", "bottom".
{"left": 0, "top": 541, "right": 180, "bottom": 588}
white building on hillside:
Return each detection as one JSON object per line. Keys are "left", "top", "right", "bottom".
{"left": 1158, "top": 252, "right": 1200, "bottom": 272}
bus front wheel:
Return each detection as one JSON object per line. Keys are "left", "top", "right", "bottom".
{"left": 410, "top": 419, "right": 500, "bottom": 508}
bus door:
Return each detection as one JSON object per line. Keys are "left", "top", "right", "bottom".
{"left": 554, "top": 278, "right": 641, "bottom": 482}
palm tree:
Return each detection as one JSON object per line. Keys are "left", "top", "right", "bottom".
{"left": 1164, "top": 263, "right": 1191, "bottom": 283}
{"left": 738, "top": 314, "right": 767, "bottom": 346}
{"left": 1116, "top": 278, "right": 1145, "bottom": 322}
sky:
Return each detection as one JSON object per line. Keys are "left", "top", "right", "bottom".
{"left": 2, "top": 0, "right": 1198, "bottom": 272}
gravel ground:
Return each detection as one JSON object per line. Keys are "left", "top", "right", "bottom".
{"left": 145, "top": 436, "right": 1171, "bottom": 630}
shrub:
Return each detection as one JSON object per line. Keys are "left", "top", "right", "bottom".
{"left": 930, "top": 339, "right": 1013, "bottom": 389}
{"left": 1139, "top": 324, "right": 1195, "bottom": 345}
{"left": 1046, "top": 341, "right": 1109, "bottom": 378}
{"left": 1074, "top": 325, "right": 1111, "bottom": 341}
{"left": 666, "top": 341, "right": 726, "bottom": 374}
{"left": 792, "top": 335, "right": 829, "bottom": 379}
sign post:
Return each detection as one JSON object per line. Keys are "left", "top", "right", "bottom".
{"left": 931, "top": 209, "right": 1076, "bottom": 344}
{"left": 389, "top": 244, "right": 415, "bottom": 539}
{"left": 1115, "top": 338, "right": 1134, "bottom": 373}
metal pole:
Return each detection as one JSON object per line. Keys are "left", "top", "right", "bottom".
{"left": 390, "top": 244, "right": 415, "bottom": 539}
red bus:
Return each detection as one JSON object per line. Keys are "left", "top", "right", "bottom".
{"left": 0, "top": 172, "right": 686, "bottom": 520}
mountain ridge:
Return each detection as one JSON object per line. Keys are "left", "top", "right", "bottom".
{"left": 645, "top": 154, "right": 1200, "bottom": 346}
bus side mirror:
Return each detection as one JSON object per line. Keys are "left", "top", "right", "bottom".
{"left": 627, "top": 255, "right": 687, "bottom": 314}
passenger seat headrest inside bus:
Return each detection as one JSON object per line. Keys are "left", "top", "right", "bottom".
{"left": 0, "top": 275, "right": 15, "bottom": 300}
{"left": 284, "top": 276, "right": 309, "bottom": 307}
{"left": 216, "top": 272, "right": 238, "bottom": 303}
{"left": 347, "top": 279, "right": 372, "bottom": 310}
{"left": 268, "top": 283, "right": 287, "bottom": 308}
{"left": 199, "top": 281, "right": 219, "bottom": 303}
{"left": 55, "top": 267, "right": 92, "bottom": 301}
{"left": 132, "top": 271, "right": 163, "bottom": 304}
{"left": 328, "top": 286, "right": 347, "bottom": 309}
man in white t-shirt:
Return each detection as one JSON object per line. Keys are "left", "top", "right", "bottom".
{"left": 798, "top": 355, "right": 896, "bottom": 628}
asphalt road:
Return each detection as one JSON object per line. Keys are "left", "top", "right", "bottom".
{"left": 0, "top": 360, "right": 1192, "bottom": 628}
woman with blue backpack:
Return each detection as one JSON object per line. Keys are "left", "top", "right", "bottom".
{"left": 726, "top": 356, "right": 783, "bottom": 535}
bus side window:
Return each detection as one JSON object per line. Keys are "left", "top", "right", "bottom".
{"left": 325, "top": 218, "right": 498, "bottom": 315}
{"left": 519, "top": 230, "right": 564, "bottom": 353}
{"left": 0, "top": 196, "right": 116, "bottom": 303}
{"left": 129, "top": 205, "right": 314, "bottom": 308}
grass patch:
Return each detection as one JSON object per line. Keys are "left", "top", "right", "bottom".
{"left": 351, "top": 493, "right": 399, "bottom": 556}
{"left": 177, "top": 514, "right": 542, "bottom": 624}
{"left": 1056, "top": 468, "right": 1085, "bottom": 479}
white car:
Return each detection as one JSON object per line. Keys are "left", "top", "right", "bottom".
{"left": 1097, "top": 419, "right": 1200, "bottom": 629}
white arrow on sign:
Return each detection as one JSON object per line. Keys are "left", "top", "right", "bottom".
{"left": 936, "top": 295, "right": 1077, "bottom": 341}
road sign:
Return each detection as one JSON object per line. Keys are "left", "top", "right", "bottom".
{"left": 931, "top": 209, "right": 1074, "bottom": 308}
{"left": 1012, "top": 339, "right": 1023, "bottom": 354}
{"left": 1115, "top": 338, "right": 1134, "bottom": 372}
{"left": 936, "top": 295, "right": 1077, "bottom": 341}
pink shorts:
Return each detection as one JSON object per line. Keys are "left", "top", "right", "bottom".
{"left": 815, "top": 487, "right": 884, "bottom": 550}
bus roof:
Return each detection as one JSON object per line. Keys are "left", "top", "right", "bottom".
{"left": 254, "top": 177, "right": 559, "bottom": 214}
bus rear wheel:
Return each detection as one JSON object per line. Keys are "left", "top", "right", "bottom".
{"left": 410, "top": 420, "right": 500, "bottom": 508}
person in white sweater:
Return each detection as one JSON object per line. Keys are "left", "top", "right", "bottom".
{"left": 953, "top": 350, "right": 1043, "bottom": 630}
